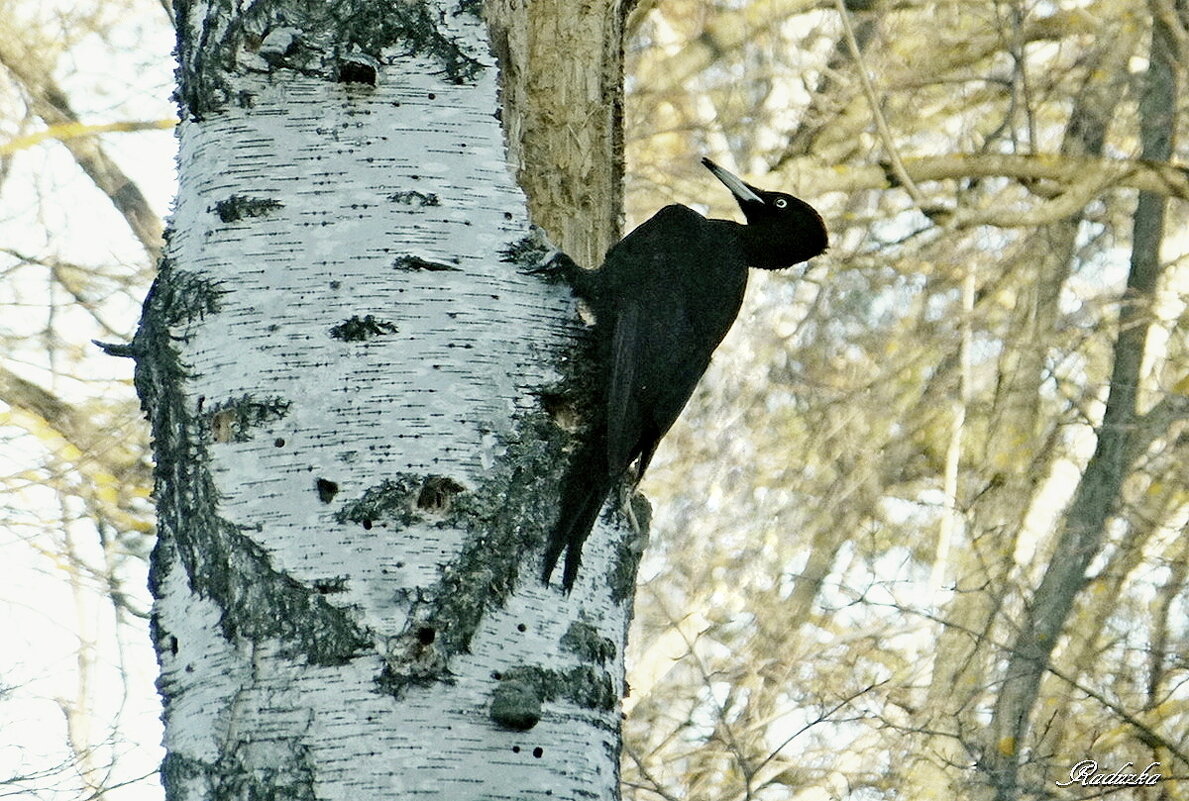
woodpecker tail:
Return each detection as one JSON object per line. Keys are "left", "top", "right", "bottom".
{"left": 541, "top": 463, "right": 613, "bottom": 591}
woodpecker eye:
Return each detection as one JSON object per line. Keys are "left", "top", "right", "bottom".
{"left": 774, "top": 198, "right": 788, "bottom": 208}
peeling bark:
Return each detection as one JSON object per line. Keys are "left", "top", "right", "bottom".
{"left": 485, "top": 0, "right": 631, "bottom": 268}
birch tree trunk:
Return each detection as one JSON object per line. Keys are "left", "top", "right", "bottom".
{"left": 133, "top": 0, "right": 633, "bottom": 798}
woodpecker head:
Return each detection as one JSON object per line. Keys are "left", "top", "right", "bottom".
{"left": 702, "top": 157, "right": 828, "bottom": 269}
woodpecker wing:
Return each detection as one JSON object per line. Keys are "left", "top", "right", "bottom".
{"left": 599, "top": 206, "right": 748, "bottom": 482}
{"left": 545, "top": 204, "right": 749, "bottom": 589}
{"left": 606, "top": 298, "right": 642, "bottom": 477}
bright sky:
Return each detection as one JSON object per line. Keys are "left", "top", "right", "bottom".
{"left": 1, "top": 2, "right": 177, "bottom": 798}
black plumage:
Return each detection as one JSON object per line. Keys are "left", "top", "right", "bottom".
{"left": 542, "top": 158, "right": 828, "bottom": 590}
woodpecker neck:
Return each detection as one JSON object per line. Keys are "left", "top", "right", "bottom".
{"left": 739, "top": 225, "right": 785, "bottom": 269}
{"left": 735, "top": 217, "right": 827, "bottom": 270}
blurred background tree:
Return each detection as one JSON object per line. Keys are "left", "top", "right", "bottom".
{"left": 625, "top": 1, "right": 1187, "bottom": 800}
{"left": 0, "top": 0, "right": 172, "bottom": 797}
{"left": 1, "top": 0, "right": 1185, "bottom": 799}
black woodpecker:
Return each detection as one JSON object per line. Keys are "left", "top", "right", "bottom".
{"left": 541, "top": 158, "right": 828, "bottom": 590}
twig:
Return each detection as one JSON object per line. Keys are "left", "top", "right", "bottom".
{"left": 833, "top": 0, "right": 927, "bottom": 208}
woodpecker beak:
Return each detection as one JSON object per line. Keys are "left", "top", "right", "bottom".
{"left": 701, "top": 158, "right": 764, "bottom": 205}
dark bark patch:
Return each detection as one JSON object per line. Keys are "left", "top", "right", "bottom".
{"left": 560, "top": 621, "right": 616, "bottom": 665}
{"left": 392, "top": 254, "right": 460, "bottom": 272}
{"left": 536, "top": 389, "right": 583, "bottom": 433}
{"left": 337, "top": 55, "right": 378, "bottom": 85}
{"left": 416, "top": 475, "right": 465, "bottom": 513}
{"left": 329, "top": 314, "right": 398, "bottom": 341}
{"left": 491, "top": 664, "right": 615, "bottom": 716}
{"left": 388, "top": 190, "right": 440, "bottom": 207}
{"left": 453, "top": 0, "right": 482, "bottom": 18}
{"left": 152, "top": 266, "right": 226, "bottom": 327}
{"left": 313, "top": 576, "right": 348, "bottom": 594}
{"left": 499, "top": 231, "right": 554, "bottom": 270}
{"left": 160, "top": 747, "right": 317, "bottom": 801}
{"left": 336, "top": 474, "right": 434, "bottom": 528}
{"left": 376, "top": 629, "right": 448, "bottom": 690}
{"left": 316, "top": 478, "right": 339, "bottom": 503}
{"left": 202, "top": 394, "right": 292, "bottom": 443}
{"left": 490, "top": 678, "right": 541, "bottom": 731}
{"left": 212, "top": 195, "right": 284, "bottom": 223}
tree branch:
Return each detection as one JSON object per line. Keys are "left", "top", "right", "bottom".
{"left": 0, "top": 119, "right": 175, "bottom": 156}
{"left": 787, "top": 152, "right": 1189, "bottom": 204}
{"left": 832, "top": 0, "right": 925, "bottom": 207}
{"left": 0, "top": 45, "right": 164, "bottom": 264}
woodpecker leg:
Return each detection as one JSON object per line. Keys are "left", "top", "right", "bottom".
{"left": 618, "top": 482, "right": 641, "bottom": 535}
{"left": 616, "top": 482, "right": 652, "bottom": 569}
{"left": 516, "top": 226, "right": 584, "bottom": 284}
{"left": 523, "top": 251, "right": 580, "bottom": 281}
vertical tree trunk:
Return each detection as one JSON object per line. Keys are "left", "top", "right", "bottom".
{"left": 134, "top": 1, "right": 633, "bottom": 798}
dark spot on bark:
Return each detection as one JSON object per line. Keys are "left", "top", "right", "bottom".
{"left": 212, "top": 195, "right": 283, "bottom": 223}
{"left": 338, "top": 60, "right": 377, "bottom": 85}
{"left": 316, "top": 478, "right": 339, "bottom": 503}
{"left": 490, "top": 679, "right": 541, "bottom": 731}
{"left": 416, "top": 626, "right": 436, "bottom": 645}
{"left": 329, "top": 314, "right": 398, "bottom": 342}
{"left": 204, "top": 395, "right": 292, "bottom": 443}
{"left": 561, "top": 621, "right": 615, "bottom": 664}
{"left": 416, "top": 475, "right": 465, "bottom": 513}
{"left": 392, "top": 254, "right": 460, "bottom": 272}
{"left": 313, "top": 576, "right": 348, "bottom": 594}
{"left": 388, "top": 190, "right": 440, "bottom": 207}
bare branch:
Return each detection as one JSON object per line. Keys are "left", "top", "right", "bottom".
{"left": 832, "top": 0, "right": 925, "bottom": 207}
{"left": 0, "top": 119, "right": 175, "bottom": 156}
{"left": 0, "top": 44, "right": 164, "bottom": 264}
{"left": 787, "top": 152, "right": 1189, "bottom": 204}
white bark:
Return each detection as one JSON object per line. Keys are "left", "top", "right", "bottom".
{"left": 142, "top": 1, "right": 632, "bottom": 798}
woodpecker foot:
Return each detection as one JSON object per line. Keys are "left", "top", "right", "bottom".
{"left": 618, "top": 483, "right": 641, "bottom": 535}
